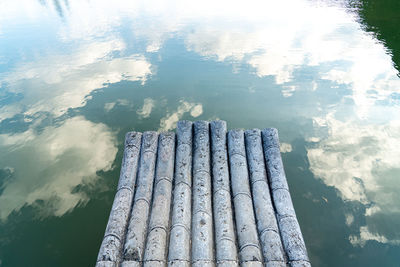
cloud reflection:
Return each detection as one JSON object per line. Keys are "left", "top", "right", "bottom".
{"left": 182, "top": 0, "right": 400, "bottom": 116}
{"left": 137, "top": 98, "right": 155, "bottom": 118}
{"left": 104, "top": 99, "right": 132, "bottom": 113}
{"left": 0, "top": 116, "right": 117, "bottom": 220}
{"left": 307, "top": 111, "right": 400, "bottom": 245}
{"left": 0, "top": 39, "right": 151, "bottom": 121}
{"left": 159, "top": 100, "right": 203, "bottom": 131}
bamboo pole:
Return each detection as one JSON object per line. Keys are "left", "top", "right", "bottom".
{"left": 262, "top": 128, "right": 310, "bottom": 267}
{"left": 192, "top": 121, "right": 215, "bottom": 267}
{"left": 227, "top": 130, "right": 263, "bottom": 267}
{"left": 96, "top": 132, "right": 142, "bottom": 267}
{"left": 143, "top": 132, "right": 176, "bottom": 267}
{"left": 168, "top": 121, "right": 193, "bottom": 267}
{"left": 210, "top": 120, "right": 238, "bottom": 267}
{"left": 121, "top": 131, "right": 158, "bottom": 267}
{"left": 245, "top": 129, "right": 286, "bottom": 267}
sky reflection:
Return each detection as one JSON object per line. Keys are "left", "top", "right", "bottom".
{"left": 0, "top": 0, "right": 400, "bottom": 265}
{"left": 0, "top": 116, "right": 117, "bottom": 220}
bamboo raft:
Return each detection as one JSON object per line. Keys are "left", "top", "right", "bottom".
{"left": 96, "top": 120, "right": 310, "bottom": 267}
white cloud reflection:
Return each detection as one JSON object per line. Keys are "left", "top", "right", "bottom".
{"left": 159, "top": 100, "right": 203, "bottom": 131}
{"left": 105, "top": 99, "right": 132, "bottom": 112}
{"left": 280, "top": 143, "right": 293, "bottom": 153}
{"left": 0, "top": 39, "right": 151, "bottom": 121}
{"left": 349, "top": 226, "right": 392, "bottom": 247}
{"left": 3, "top": 0, "right": 398, "bottom": 118}
{"left": 182, "top": 0, "right": 400, "bottom": 117}
{"left": 307, "top": 111, "right": 400, "bottom": 246}
{"left": 0, "top": 116, "right": 117, "bottom": 220}
{"left": 137, "top": 98, "right": 155, "bottom": 118}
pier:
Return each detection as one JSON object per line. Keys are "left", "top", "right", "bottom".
{"left": 96, "top": 120, "right": 310, "bottom": 267}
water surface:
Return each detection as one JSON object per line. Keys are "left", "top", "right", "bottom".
{"left": 0, "top": 0, "right": 399, "bottom": 266}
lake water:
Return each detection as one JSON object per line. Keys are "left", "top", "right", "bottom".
{"left": 0, "top": 0, "right": 399, "bottom": 266}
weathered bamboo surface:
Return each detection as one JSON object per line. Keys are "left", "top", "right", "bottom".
{"left": 96, "top": 121, "right": 310, "bottom": 267}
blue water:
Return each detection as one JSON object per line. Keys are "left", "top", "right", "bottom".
{"left": 0, "top": 0, "right": 399, "bottom": 266}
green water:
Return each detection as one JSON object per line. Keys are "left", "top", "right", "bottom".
{"left": 0, "top": 0, "right": 399, "bottom": 266}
